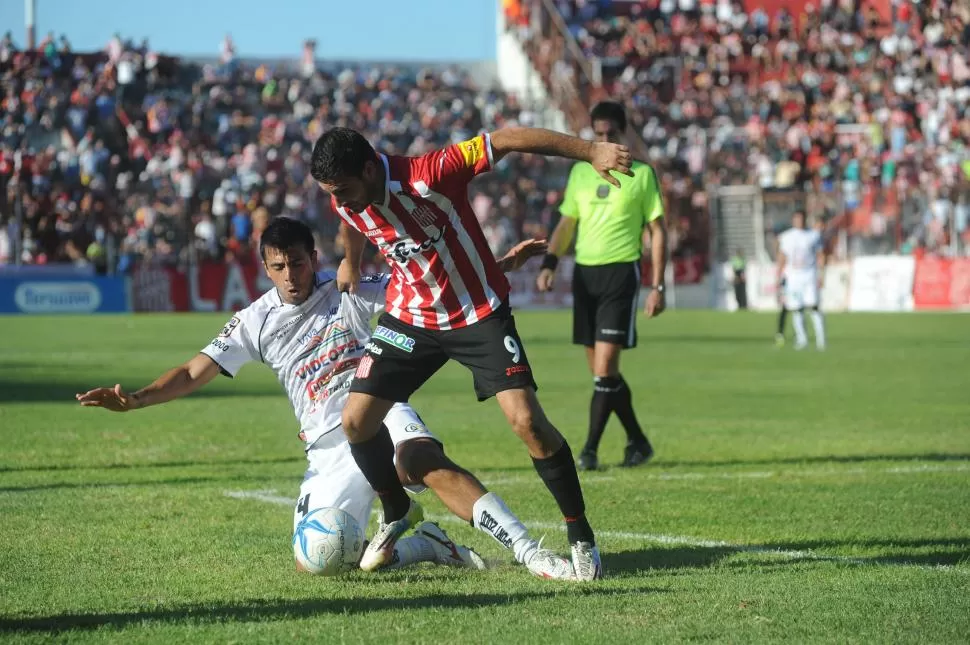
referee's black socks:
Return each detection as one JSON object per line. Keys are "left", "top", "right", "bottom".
{"left": 584, "top": 375, "right": 648, "bottom": 455}
{"left": 348, "top": 425, "right": 412, "bottom": 522}
{"left": 532, "top": 443, "right": 595, "bottom": 545}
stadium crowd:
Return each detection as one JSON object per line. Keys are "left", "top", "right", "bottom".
{"left": 3, "top": 0, "right": 970, "bottom": 273}
{"left": 0, "top": 34, "right": 572, "bottom": 272}
{"left": 509, "top": 0, "right": 970, "bottom": 255}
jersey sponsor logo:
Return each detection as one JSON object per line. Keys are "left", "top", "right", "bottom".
{"left": 296, "top": 308, "right": 340, "bottom": 346}
{"left": 360, "top": 274, "right": 386, "bottom": 283}
{"left": 364, "top": 229, "right": 383, "bottom": 238}
{"left": 219, "top": 316, "right": 240, "bottom": 338}
{"left": 306, "top": 363, "right": 357, "bottom": 403}
{"left": 373, "top": 325, "right": 416, "bottom": 352}
{"left": 505, "top": 365, "right": 530, "bottom": 377}
{"left": 596, "top": 185, "right": 611, "bottom": 198}
{"left": 294, "top": 320, "right": 353, "bottom": 362}
{"left": 386, "top": 224, "right": 447, "bottom": 265}
{"left": 355, "top": 355, "right": 374, "bottom": 379}
{"left": 209, "top": 338, "right": 231, "bottom": 352}
{"left": 478, "top": 510, "right": 513, "bottom": 548}
{"left": 364, "top": 341, "right": 383, "bottom": 356}
{"left": 295, "top": 340, "right": 366, "bottom": 380}
{"left": 458, "top": 136, "right": 486, "bottom": 168}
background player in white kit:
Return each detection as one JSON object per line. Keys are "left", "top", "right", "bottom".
{"left": 76, "top": 217, "right": 575, "bottom": 580}
{"left": 776, "top": 211, "right": 827, "bottom": 350}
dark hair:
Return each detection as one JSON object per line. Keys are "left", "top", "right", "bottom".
{"left": 590, "top": 101, "right": 627, "bottom": 132}
{"left": 259, "top": 216, "right": 315, "bottom": 259}
{"left": 310, "top": 127, "right": 377, "bottom": 183}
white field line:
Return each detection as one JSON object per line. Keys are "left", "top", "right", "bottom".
{"left": 224, "top": 489, "right": 967, "bottom": 575}
{"left": 479, "top": 462, "right": 970, "bottom": 487}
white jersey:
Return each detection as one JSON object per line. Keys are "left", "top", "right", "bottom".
{"left": 778, "top": 227, "right": 822, "bottom": 277}
{"left": 200, "top": 270, "right": 389, "bottom": 448}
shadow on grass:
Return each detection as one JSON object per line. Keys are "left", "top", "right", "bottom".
{"left": 0, "top": 586, "right": 665, "bottom": 633}
{"left": 0, "top": 473, "right": 296, "bottom": 494}
{"left": 604, "top": 547, "right": 739, "bottom": 576}
{"left": 0, "top": 456, "right": 303, "bottom": 474}
{"left": 605, "top": 537, "right": 970, "bottom": 575}
{"left": 466, "top": 452, "right": 970, "bottom": 475}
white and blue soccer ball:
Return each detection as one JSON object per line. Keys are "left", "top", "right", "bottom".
{"left": 293, "top": 507, "right": 365, "bottom": 576}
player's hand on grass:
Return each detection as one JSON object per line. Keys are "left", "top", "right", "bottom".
{"left": 337, "top": 258, "right": 360, "bottom": 294}
{"left": 590, "top": 142, "right": 635, "bottom": 188}
{"left": 644, "top": 289, "right": 665, "bottom": 318}
{"left": 536, "top": 268, "right": 555, "bottom": 292}
{"left": 76, "top": 384, "right": 140, "bottom": 412}
{"left": 500, "top": 238, "right": 548, "bottom": 272}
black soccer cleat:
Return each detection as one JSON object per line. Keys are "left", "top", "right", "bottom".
{"left": 577, "top": 450, "right": 599, "bottom": 471}
{"left": 621, "top": 440, "right": 654, "bottom": 468}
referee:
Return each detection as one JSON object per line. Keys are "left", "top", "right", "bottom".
{"left": 536, "top": 101, "right": 667, "bottom": 471}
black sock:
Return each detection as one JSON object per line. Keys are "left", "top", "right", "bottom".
{"left": 348, "top": 425, "right": 411, "bottom": 522}
{"left": 584, "top": 376, "right": 618, "bottom": 454}
{"left": 612, "top": 375, "right": 648, "bottom": 446}
{"left": 532, "top": 443, "right": 595, "bottom": 545}
{"left": 777, "top": 308, "right": 788, "bottom": 335}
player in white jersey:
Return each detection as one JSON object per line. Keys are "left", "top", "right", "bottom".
{"left": 775, "top": 211, "right": 827, "bottom": 350}
{"left": 76, "top": 217, "right": 576, "bottom": 580}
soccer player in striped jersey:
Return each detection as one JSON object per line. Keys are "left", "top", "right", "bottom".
{"left": 311, "top": 126, "right": 634, "bottom": 580}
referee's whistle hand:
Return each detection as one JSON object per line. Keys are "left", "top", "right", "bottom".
{"left": 591, "top": 142, "right": 635, "bottom": 188}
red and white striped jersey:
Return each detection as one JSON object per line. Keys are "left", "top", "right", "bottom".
{"left": 334, "top": 133, "right": 510, "bottom": 330}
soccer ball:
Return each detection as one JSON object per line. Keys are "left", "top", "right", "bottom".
{"left": 292, "top": 507, "right": 365, "bottom": 576}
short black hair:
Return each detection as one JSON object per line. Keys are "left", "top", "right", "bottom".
{"left": 259, "top": 216, "right": 315, "bottom": 259}
{"left": 590, "top": 101, "right": 627, "bottom": 132}
{"left": 310, "top": 127, "right": 377, "bottom": 183}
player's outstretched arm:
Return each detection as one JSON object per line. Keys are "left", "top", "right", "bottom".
{"left": 489, "top": 128, "right": 634, "bottom": 188}
{"left": 75, "top": 354, "right": 221, "bottom": 412}
{"left": 497, "top": 238, "right": 548, "bottom": 273}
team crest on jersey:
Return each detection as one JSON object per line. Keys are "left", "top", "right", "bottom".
{"left": 411, "top": 204, "right": 440, "bottom": 228}
{"left": 219, "top": 316, "right": 240, "bottom": 338}
{"left": 596, "top": 185, "right": 611, "bottom": 198}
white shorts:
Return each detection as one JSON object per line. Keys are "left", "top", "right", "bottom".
{"left": 292, "top": 402, "right": 437, "bottom": 534}
{"left": 783, "top": 271, "right": 820, "bottom": 309}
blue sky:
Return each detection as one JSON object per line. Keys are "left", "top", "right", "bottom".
{"left": 6, "top": 0, "right": 498, "bottom": 61}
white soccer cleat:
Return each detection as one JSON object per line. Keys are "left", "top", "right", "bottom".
{"left": 524, "top": 541, "right": 576, "bottom": 580}
{"left": 414, "top": 521, "right": 487, "bottom": 570}
{"left": 571, "top": 541, "right": 604, "bottom": 581}
{"left": 360, "top": 499, "right": 424, "bottom": 572}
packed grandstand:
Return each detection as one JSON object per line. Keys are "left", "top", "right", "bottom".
{"left": 1, "top": 0, "right": 967, "bottom": 288}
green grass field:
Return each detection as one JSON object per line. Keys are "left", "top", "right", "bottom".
{"left": 1, "top": 310, "right": 968, "bottom": 644}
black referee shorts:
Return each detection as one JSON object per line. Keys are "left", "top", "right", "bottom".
{"left": 572, "top": 260, "right": 642, "bottom": 349}
{"left": 349, "top": 302, "right": 538, "bottom": 403}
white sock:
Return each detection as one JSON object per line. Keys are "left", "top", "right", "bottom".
{"left": 810, "top": 310, "right": 826, "bottom": 348}
{"left": 792, "top": 310, "right": 808, "bottom": 346}
{"left": 385, "top": 535, "right": 435, "bottom": 570}
{"left": 472, "top": 492, "right": 534, "bottom": 563}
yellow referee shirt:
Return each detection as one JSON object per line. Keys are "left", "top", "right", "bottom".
{"left": 559, "top": 160, "right": 664, "bottom": 266}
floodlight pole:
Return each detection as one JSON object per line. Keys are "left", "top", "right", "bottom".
{"left": 25, "top": 0, "right": 36, "bottom": 50}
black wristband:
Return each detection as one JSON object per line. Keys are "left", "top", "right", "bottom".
{"left": 540, "top": 253, "right": 559, "bottom": 271}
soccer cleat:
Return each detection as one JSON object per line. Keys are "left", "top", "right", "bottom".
{"left": 577, "top": 450, "right": 599, "bottom": 471}
{"left": 524, "top": 540, "right": 576, "bottom": 580}
{"left": 794, "top": 341, "right": 808, "bottom": 351}
{"left": 360, "top": 499, "right": 424, "bottom": 572}
{"left": 621, "top": 440, "right": 653, "bottom": 468}
{"left": 414, "top": 521, "right": 486, "bottom": 570}
{"left": 774, "top": 333, "right": 785, "bottom": 348}
{"left": 571, "top": 541, "right": 603, "bottom": 581}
